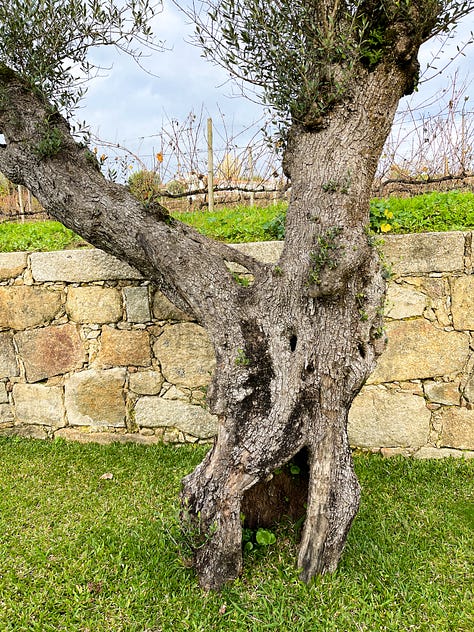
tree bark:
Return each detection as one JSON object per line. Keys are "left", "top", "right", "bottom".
{"left": 0, "top": 59, "right": 411, "bottom": 590}
{"left": 180, "top": 63, "right": 409, "bottom": 589}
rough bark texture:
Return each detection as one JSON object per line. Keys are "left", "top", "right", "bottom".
{"left": 179, "top": 62, "right": 410, "bottom": 589}
{"left": 0, "top": 45, "right": 417, "bottom": 589}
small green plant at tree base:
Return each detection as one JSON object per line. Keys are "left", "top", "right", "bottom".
{"left": 179, "top": 503, "right": 218, "bottom": 559}
{"left": 256, "top": 528, "right": 276, "bottom": 546}
{"left": 289, "top": 463, "right": 300, "bottom": 476}
{"left": 274, "top": 458, "right": 302, "bottom": 478}
{"left": 242, "top": 527, "right": 277, "bottom": 552}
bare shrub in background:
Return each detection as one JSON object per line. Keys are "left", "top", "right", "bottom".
{"left": 377, "top": 71, "right": 474, "bottom": 195}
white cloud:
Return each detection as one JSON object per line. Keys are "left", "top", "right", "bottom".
{"left": 80, "top": 3, "right": 265, "bottom": 172}
{"left": 79, "top": 4, "right": 474, "bottom": 176}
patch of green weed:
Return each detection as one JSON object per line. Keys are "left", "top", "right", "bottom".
{"left": 2, "top": 190, "right": 474, "bottom": 255}
{"left": 370, "top": 190, "right": 474, "bottom": 233}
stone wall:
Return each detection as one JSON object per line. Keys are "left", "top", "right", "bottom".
{"left": 0, "top": 234, "right": 473, "bottom": 458}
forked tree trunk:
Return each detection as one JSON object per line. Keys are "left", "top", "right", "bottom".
{"left": 180, "top": 245, "right": 384, "bottom": 590}
{"left": 0, "top": 57, "right": 413, "bottom": 592}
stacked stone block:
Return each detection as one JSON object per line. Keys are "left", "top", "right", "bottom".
{"left": 1, "top": 234, "right": 474, "bottom": 457}
{"left": 0, "top": 249, "right": 217, "bottom": 444}
{"left": 348, "top": 231, "right": 474, "bottom": 458}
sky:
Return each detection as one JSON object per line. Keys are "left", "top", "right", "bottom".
{"left": 80, "top": 3, "right": 474, "bottom": 181}
{"left": 82, "top": 1, "right": 273, "bottom": 179}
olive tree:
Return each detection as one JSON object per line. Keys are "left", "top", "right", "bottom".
{"left": 0, "top": 0, "right": 472, "bottom": 591}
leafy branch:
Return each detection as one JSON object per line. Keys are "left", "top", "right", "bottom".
{"left": 181, "top": 0, "right": 474, "bottom": 137}
{"left": 0, "top": 0, "right": 163, "bottom": 119}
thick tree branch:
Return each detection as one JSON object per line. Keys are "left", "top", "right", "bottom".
{"left": 0, "top": 63, "right": 267, "bottom": 323}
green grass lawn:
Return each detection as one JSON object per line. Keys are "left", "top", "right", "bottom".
{"left": 0, "top": 220, "right": 88, "bottom": 252}
{"left": 0, "top": 437, "right": 472, "bottom": 631}
{"left": 172, "top": 201, "right": 288, "bottom": 242}
{"left": 2, "top": 191, "right": 474, "bottom": 251}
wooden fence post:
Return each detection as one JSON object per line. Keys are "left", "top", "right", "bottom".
{"left": 207, "top": 118, "right": 214, "bottom": 213}
{"left": 248, "top": 147, "right": 255, "bottom": 206}
{"left": 17, "top": 185, "right": 25, "bottom": 223}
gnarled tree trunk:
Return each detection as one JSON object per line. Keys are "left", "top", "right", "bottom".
{"left": 0, "top": 55, "right": 413, "bottom": 590}
{"left": 180, "top": 66, "right": 410, "bottom": 589}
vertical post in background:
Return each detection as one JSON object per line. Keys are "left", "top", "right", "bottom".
{"left": 207, "top": 117, "right": 214, "bottom": 213}
{"left": 17, "top": 185, "right": 25, "bottom": 223}
{"left": 248, "top": 147, "right": 255, "bottom": 207}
